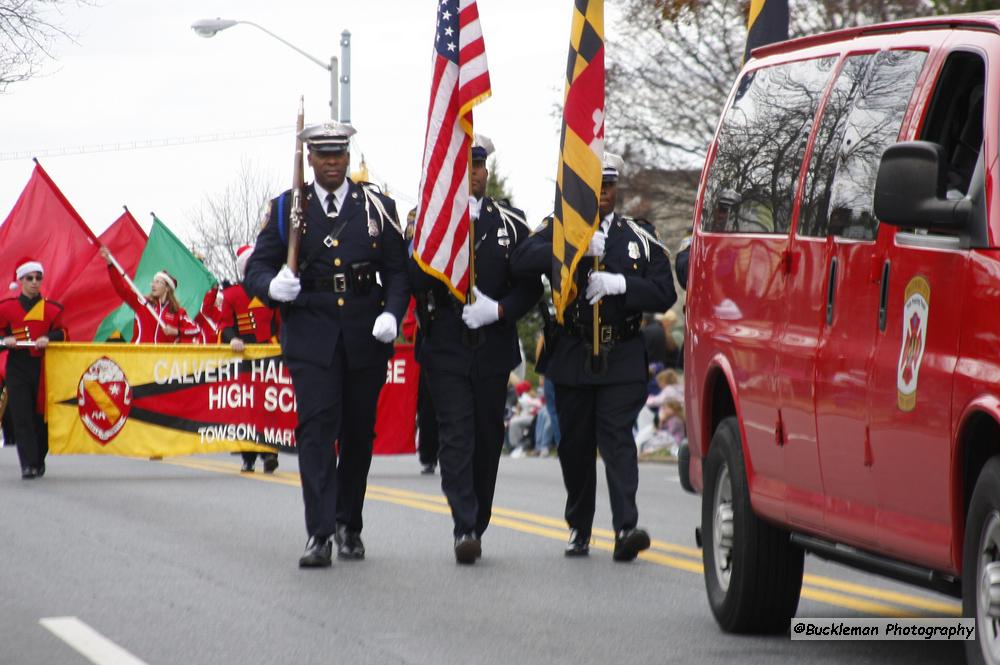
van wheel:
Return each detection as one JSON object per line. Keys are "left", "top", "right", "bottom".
{"left": 678, "top": 442, "right": 694, "bottom": 493}
{"left": 702, "top": 416, "right": 803, "bottom": 633}
{"left": 963, "top": 457, "right": 1000, "bottom": 665}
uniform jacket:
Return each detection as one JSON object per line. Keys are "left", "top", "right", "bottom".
{"left": 195, "top": 286, "right": 224, "bottom": 343}
{"left": 0, "top": 294, "right": 66, "bottom": 363}
{"left": 105, "top": 266, "right": 201, "bottom": 344}
{"left": 244, "top": 179, "right": 409, "bottom": 370}
{"left": 409, "top": 198, "right": 542, "bottom": 378}
{"left": 219, "top": 283, "right": 280, "bottom": 344}
{"left": 510, "top": 212, "right": 676, "bottom": 385}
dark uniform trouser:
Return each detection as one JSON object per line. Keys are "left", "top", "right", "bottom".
{"left": 426, "top": 368, "right": 508, "bottom": 538}
{"left": 7, "top": 364, "right": 47, "bottom": 470}
{"left": 287, "top": 339, "right": 386, "bottom": 539}
{"left": 417, "top": 372, "right": 439, "bottom": 466}
{"left": 554, "top": 380, "right": 646, "bottom": 536}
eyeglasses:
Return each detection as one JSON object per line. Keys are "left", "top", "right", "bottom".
{"left": 21, "top": 274, "right": 43, "bottom": 283}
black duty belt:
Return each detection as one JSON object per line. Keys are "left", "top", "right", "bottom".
{"left": 300, "top": 263, "right": 378, "bottom": 295}
{"left": 562, "top": 314, "right": 642, "bottom": 345}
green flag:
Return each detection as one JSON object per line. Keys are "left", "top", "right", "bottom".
{"left": 94, "top": 217, "right": 217, "bottom": 341}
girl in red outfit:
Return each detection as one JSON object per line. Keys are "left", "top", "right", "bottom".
{"left": 0, "top": 259, "right": 67, "bottom": 478}
{"left": 100, "top": 246, "right": 201, "bottom": 344}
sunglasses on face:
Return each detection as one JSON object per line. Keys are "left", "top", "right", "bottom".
{"left": 21, "top": 274, "right": 42, "bottom": 283}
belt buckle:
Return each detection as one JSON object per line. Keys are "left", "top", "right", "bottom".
{"left": 333, "top": 274, "right": 347, "bottom": 293}
{"left": 600, "top": 325, "right": 613, "bottom": 344}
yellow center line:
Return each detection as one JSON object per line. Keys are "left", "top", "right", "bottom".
{"left": 162, "top": 457, "right": 961, "bottom": 617}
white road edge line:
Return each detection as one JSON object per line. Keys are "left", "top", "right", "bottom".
{"left": 40, "top": 617, "right": 149, "bottom": 665}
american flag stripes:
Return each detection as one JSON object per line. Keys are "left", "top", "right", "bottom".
{"left": 413, "top": 0, "right": 492, "bottom": 301}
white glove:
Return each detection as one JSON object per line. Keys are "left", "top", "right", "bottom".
{"left": 268, "top": 265, "right": 301, "bottom": 303}
{"left": 585, "top": 231, "right": 606, "bottom": 258}
{"left": 372, "top": 312, "right": 398, "bottom": 343}
{"left": 585, "top": 272, "right": 627, "bottom": 304}
{"left": 461, "top": 287, "right": 500, "bottom": 329}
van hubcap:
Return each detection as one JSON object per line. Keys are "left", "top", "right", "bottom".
{"left": 977, "top": 512, "right": 1000, "bottom": 665}
{"left": 712, "top": 465, "right": 734, "bottom": 591}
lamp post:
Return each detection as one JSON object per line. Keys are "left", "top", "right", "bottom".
{"left": 192, "top": 18, "right": 339, "bottom": 120}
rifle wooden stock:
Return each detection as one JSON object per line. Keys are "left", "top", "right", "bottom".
{"left": 287, "top": 97, "right": 306, "bottom": 275}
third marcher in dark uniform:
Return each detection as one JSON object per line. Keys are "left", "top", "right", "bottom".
{"left": 410, "top": 135, "right": 542, "bottom": 564}
{"left": 221, "top": 244, "right": 281, "bottom": 474}
{"left": 244, "top": 121, "right": 409, "bottom": 568}
{"left": 510, "top": 153, "right": 677, "bottom": 561}
{"left": 0, "top": 259, "right": 67, "bottom": 479}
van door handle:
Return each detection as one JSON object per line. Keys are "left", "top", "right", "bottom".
{"left": 878, "top": 261, "right": 890, "bottom": 332}
{"left": 825, "top": 257, "right": 838, "bottom": 326}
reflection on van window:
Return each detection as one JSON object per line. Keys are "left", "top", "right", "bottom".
{"left": 702, "top": 57, "right": 835, "bottom": 235}
{"left": 800, "top": 50, "right": 926, "bottom": 240}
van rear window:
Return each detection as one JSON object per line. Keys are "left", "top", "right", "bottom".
{"left": 799, "top": 50, "right": 926, "bottom": 240}
{"left": 702, "top": 57, "right": 836, "bottom": 235}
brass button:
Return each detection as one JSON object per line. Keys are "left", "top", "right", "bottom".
{"left": 334, "top": 258, "right": 342, "bottom": 266}
{"left": 599, "top": 263, "right": 605, "bottom": 271}
{"left": 332, "top": 239, "right": 340, "bottom": 247}
{"left": 372, "top": 242, "right": 377, "bottom": 248}
{"left": 337, "top": 297, "right": 345, "bottom": 306}
{"left": 633, "top": 263, "right": 638, "bottom": 269}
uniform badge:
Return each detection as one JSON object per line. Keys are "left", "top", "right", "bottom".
{"left": 368, "top": 216, "right": 380, "bottom": 238}
{"left": 628, "top": 241, "right": 640, "bottom": 260}
{"left": 497, "top": 225, "right": 510, "bottom": 247}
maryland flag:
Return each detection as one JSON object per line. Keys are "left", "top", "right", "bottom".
{"left": 552, "top": 0, "right": 605, "bottom": 324}
{"left": 744, "top": 0, "right": 789, "bottom": 62}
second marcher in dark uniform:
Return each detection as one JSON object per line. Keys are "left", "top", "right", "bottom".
{"left": 510, "top": 153, "right": 677, "bottom": 561}
{"left": 244, "top": 121, "right": 409, "bottom": 568}
{"left": 410, "top": 134, "right": 542, "bottom": 564}
{"left": 221, "top": 244, "right": 281, "bottom": 474}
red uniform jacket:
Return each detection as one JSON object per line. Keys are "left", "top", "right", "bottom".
{"left": 0, "top": 293, "right": 67, "bottom": 411}
{"left": 219, "top": 284, "right": 279, "bottom": 344}
{"left": 106, "top": 266, "right": 200, "bottom": 344}
{"left": 194, "top": 286, "right": 224, "bottom": 344}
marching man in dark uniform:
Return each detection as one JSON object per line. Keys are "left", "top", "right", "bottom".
{"left": 511, "top": 153, "right": 676, "bottom": 561}
{"left": 0, "top": 259, "right": 67, "bottom": 479}
{"left": 245, "top": 121, "right": 409, "bottom": 568}
{"left": 222, "top": 244, "right": 281, "bottom": 474}
{"left": 410, "top": 135, "right": 541, "bottom": 564}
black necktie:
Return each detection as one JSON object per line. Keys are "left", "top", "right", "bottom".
{"left": 326, "top": 193, "right": 338, "bottom": 216}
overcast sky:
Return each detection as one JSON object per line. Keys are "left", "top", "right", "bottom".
{"left": 0, "top": 0, "right": 623, "bottom": 241}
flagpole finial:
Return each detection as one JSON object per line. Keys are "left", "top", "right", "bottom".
{"left": 122, "top": 204, "right": 129, "bottom": 212}
{"left": 32, "top": 157, "right": 39, "bottom": 165}
{"left": 149, "top": 212, "right": 156, "bottom": 219}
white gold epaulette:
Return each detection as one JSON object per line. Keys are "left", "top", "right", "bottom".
{"left": 626, "top": 219, "right": 671, "bottom": 258}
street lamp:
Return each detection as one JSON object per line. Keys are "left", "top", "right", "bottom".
{"left": 191, "top": 17, "right": 339, "bottom": 120}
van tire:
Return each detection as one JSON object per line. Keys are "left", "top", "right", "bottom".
{"left": 963, "top": 457, "right": 1000, "bottom": 665}
{"left": 678, "top": 442, "right": 694, "bottom": 493}
{"left": 702, "top": 416, "right": 803, "bottom": 633}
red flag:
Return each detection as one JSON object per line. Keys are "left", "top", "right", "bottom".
{"left": 413, "top": 0, "right": 491, "bottom": 301}
{"left": 99, "top": 209, "right": 147, "bottom": 276}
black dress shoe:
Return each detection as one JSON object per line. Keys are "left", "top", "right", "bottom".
{"left": 298, "top": 536, "right": 332, "bottom": 568}
{"left": 36, "top": 462, "right": 45, "bottom": 478}
{"left": 613, "top": 527, "right": 651, "bottom": 562}
{"left": 240, "top": 459, "right": 255, "bottom": 473}
{"left": 564, "top": 529, "right": 590, "bottom": 557}
{"left": 20, "top": 467, "right": 37, "bottom": 480}
{"left": 262, "top": 454, "right": 279, "bottom": 474}
{"left": 454, "top": 534, "right": 481, "bottom": 564}
{"left": 335, "top": 525, "right": 365, "bottom": 560}
{"left": 420, "top": 463, "right": 436, "bottom": 475}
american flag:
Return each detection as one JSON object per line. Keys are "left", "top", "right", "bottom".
{"left": 413, "top": 0, "right": 491, "bottom": 301}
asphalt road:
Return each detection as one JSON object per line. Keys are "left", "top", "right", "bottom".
{"left": 0, "top": 447, "right": 965, "bottom": 665}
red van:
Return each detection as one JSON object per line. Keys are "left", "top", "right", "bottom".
{"left": 684, "top": 13, "right": 1000, "bottom": 664}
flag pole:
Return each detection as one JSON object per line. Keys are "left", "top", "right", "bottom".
{"left": 592, "top": 255, "right": 600, "bottom": 357}
{"left": 467, "top": 143, "right": 476, "bottom": 305}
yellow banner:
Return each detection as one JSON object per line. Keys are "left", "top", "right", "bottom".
{"left": 46, "top": 343, "right": 291, "bottom": 458}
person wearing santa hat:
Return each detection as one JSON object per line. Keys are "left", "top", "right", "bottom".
{"left": 0, "top": 259, "right": 67, "bottom": 479}
{"left": 221, "top": 244, "right": 281, "bottom": 473}
{"left": 99, "top": 246, "right": 201, "bottom": 344}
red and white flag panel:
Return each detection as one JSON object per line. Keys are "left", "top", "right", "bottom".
{"left": 413, "top": 0, "right": 491, "bottom": 301}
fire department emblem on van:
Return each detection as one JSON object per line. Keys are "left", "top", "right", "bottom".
{"left": 896, "top": 276, "right": 930, "bottom": 412}
{"left": 77, "top": 356, "right": 132, "bottom": 444}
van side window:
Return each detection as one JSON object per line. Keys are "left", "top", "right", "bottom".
{"left": 702, "top": 57, "right": 836, "bottom": 235}
{"left": 919, "top": 51, "right": 985, "bottom": 198}
{"left": 799, "top": 50, "right": 926, "bottom": 240}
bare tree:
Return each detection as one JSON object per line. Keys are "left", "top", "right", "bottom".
{"left": 187, "top": 160, "right": 279, "bottom": 284}
{"left": 0, "top": 0, "right": 93, "bottom": 92}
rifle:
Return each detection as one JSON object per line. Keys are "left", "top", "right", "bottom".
{"left": 286, "top": 97, "right": 306, "bottom": 275}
